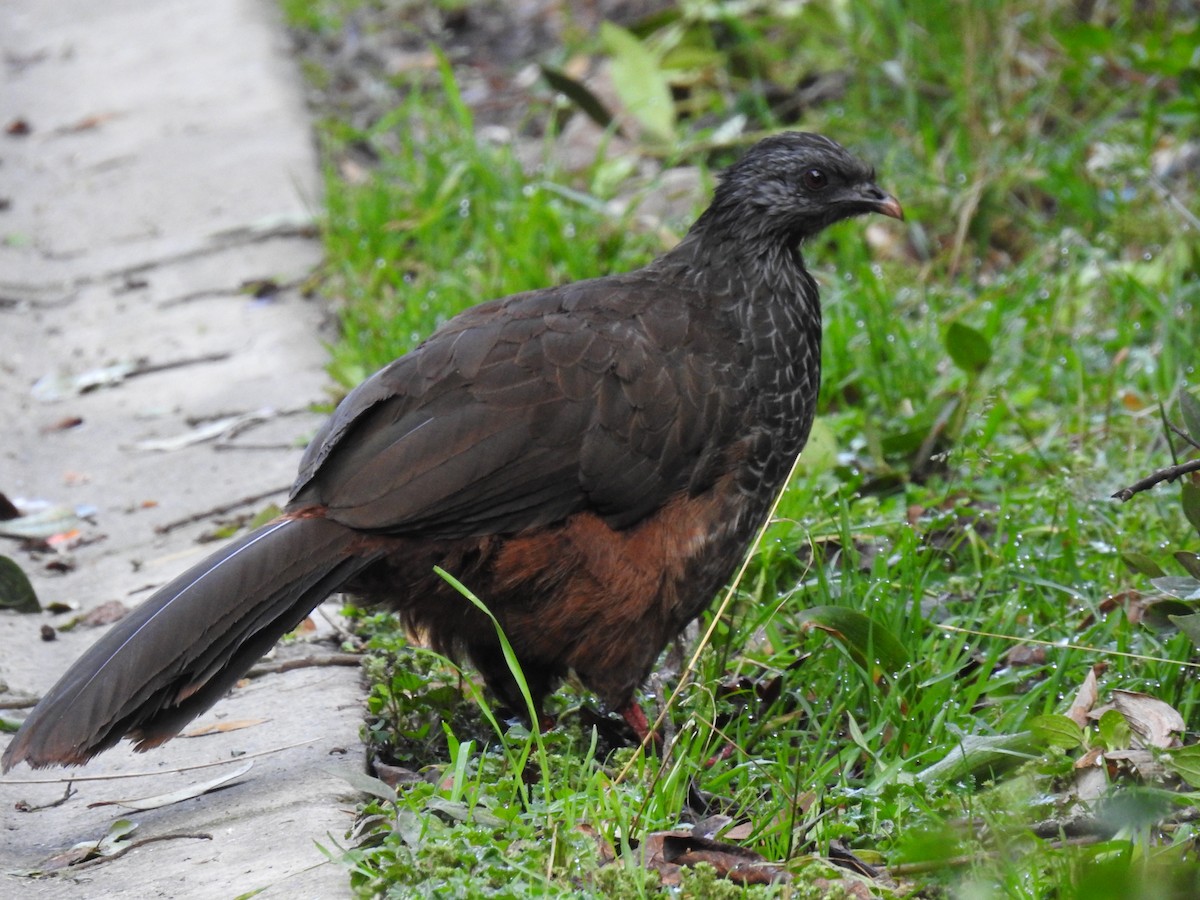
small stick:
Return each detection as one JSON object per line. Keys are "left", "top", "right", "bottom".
{"left": 70, "top": 832, "right": 213, "bottom": 870}
{"left": 128, "top": 352, "right": 231, "bottom": 379}
{"left": 244, "top": 652, "right": 361, "bottom": 679}
{"left": 2, "top": 738, "right": 320, "bottom": 784}
{"left": 15, "top": 781, "right": 77, "bottom": 811}
{"left": 154, "top": 486, "right": 291, "bottom": 534}
{"left": 1111, "top": 458, "right": 1200, "bottom": 502}
{"left": 0, "top": 697, "right": 39, "bottom": 710}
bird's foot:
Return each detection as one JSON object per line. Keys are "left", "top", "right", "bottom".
{"left": 616, "top": 700, "right": 662, "bottom": 748}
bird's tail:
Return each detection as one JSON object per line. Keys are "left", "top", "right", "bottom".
{"left": 2, "top": 515, "right": 370, "bottom": 770}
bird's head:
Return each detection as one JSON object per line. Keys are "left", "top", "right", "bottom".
{"left": 704, "top": 132, "right": 903, "bottom": 244}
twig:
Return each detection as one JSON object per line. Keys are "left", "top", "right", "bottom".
{"left": 15, "top": 782, "right": 77, "bottom": 811}
{"left": 70, "top": 832, "right": 213, "bottom": 870}
{"left": 1111, "top": 458, "right": 1200, "bottom": 502}
{"left": 1168, "top": 422, "right": 1200, "bottom": 453}
{"left": 244, "top": 652, "right": 361, "bottom": 679}
{"left": 0, "top": 696, "right": 39, "bottom": 710}
{"left": 1, "top": 738, "right": 319, "bottom": 784}
{"left": 159, "top": 275, "right": 308, "bottom": 308}
{"left": 110, "top": 220, "right": 316, "bottom": 282}
{"left": 128, "top": 352, "right": 231, "bottom": 379}
{"left": 154, "top": 485, "right": 291, "bottom": 534}
{"left": 316, "top": 601, "right": 362, "bottom": 648}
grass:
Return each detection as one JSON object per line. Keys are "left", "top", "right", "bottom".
{"left": 282, "top": 0, "right": 1200, "bottom": 895}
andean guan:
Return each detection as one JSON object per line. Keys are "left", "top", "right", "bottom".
{"left": 2, "top": 132, "right": 901, "bottom": 770}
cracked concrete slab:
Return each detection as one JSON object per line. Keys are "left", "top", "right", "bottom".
{"left": 1, "top": 0, "right": 364, "bottom": 895}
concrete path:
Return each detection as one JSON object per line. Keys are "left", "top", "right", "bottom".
{"left": 1, "top": 0, "right": 363, "bottom": 895}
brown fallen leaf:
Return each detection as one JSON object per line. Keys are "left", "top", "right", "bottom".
{"left": 372, "top": 757, "right": 424, "bottom": 789}
{"left": 1094, "top": 589, "right": 1149, "bottom": 626}
{"left": 41, "top": 416, "right": 84, "bottom": 433}
{"left": 1072, "top": 763, "right": 1108, "bottom": 804}
{"left": 182, "top": 718, "right": 267, "bottom": 738}
{"left": 60, "top": 112, "right": 116, "bottom": 133}
{"left": 1066, "top": 666, "right": 1101, "bottom": 728}
{"left": 1006, "top": 644, "right": 1047, "bottom": 667}
{"left": 1103, "top": 748, "right": 1162, "bottom": 780}
{"left": 0, "top": 493, "right": 20, "bottom": 520}
{"left": 78, "top": 599, "right": 129, "bottom": 627}
{"left": 639, "top": 830, "right": 789, "bottom": 887}
{"left": 1075, "top": 746, "right": 1104, "bottom": 770}
{"left": 1112, "top": 690, "right": 1185, "bottom": 749}
{"left": 577, "top": 823, "right": 617, "bottom": 866}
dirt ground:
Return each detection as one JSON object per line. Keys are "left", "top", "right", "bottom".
{"left": 1, "top": 0, "right": 364, "bottom": 896}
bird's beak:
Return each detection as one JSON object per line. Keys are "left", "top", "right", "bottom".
{"left": 869, "top": 187, "right": 904, "bottom": 221}
{"left": 849, "top": 181, "right": 902, "bottom": 220}
{"left": 841, "top": 183, "right": 904, "bottom": 222}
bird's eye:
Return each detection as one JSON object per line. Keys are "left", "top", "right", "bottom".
{"left": 802, "top": 168, "right": 828, "bottom": 191}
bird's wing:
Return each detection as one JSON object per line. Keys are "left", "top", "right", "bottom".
{"left": 288, "top": 278, "right": 746, "bottom": 538}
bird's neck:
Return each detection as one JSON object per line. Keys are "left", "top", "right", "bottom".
{"left": 652, "top": 230, "right": 822, "bottom": 343}
{"left": 652, "top": 228, "right": 824, "bottom": 473}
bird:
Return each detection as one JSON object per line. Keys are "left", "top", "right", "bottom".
{"left": 2, "top": 132, "right": 901, "bottom": 770}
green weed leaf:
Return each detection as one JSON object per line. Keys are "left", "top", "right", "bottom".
{"left": 1178, "top": 391, "right": 1200, "bottom": 446}
{"left": 539, "top": 65, "right": 615, "bottom": 129}
{"left": 1030, "top": 714, "right": 1086, "bottom": 750}
{"left": 916, "top": 731, "right": 1040, "bottom": 785}
{"left": 944, "top": 321, "right": 992, "bottom": 374}
{"left": 432, "top": 46, "right": 473, "bottom": 132}
{"left": 1164, "top": 744, "right": 1200, "bottom": 789}
{"left": 1143, "top": 597, "right": 1196, "bottom": 631}
{"left": 795, "top": 605, "right": 908, "bottom": 677}
{"left": 1175, "top": 551, "right": 1200, "bottom": 580}
{"left": 1097, "top": 708, "right": 1131, "bottom": 750}
{"left": 0, "top": 555, "right": 39, "bottom": 613}
{"left": 1182, "top": 481, "right": 1200, "bottom": 536}
{"left": 1121, "top": 552, "right": 1166, "bottom": 578}
{"left": 1168, "top": 612, "right": 1200, "bottom": 649}
{"left": 600, "top": 21, "right": 676, "bottom": 143}
{"left": 327, "top": 767, "right": 398, "bottom": 803}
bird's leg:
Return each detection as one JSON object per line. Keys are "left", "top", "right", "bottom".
{"left": 617, "top": 699, "right": 661, "bottom": 747}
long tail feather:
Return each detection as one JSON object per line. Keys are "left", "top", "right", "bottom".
{"left": 2, "top": 515, "right": 370, "bottom": 770}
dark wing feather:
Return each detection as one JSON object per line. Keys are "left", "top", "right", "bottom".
{"left": 289, "top": 277, "right": 749, "bottom": 538}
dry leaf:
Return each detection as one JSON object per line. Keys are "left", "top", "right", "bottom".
{"left": 372, "top": 758, "right": 424, "bottom": 788}
{"left": 1104, "top": 748, "right": 1162, "bottom": 780}
{"left": 1066, "top": 666, "right": 1100, "bottom": 728}
{"left": 1074, "top": 764, "right": 1108, "bottom": 803}
{"left": 79, "top": 600, "right": 129, "bottom": 627}
{"left": 1112, "top": 690, "right": 1185, "bottom": 749}
{"left": 1006, "top": 644, "right": 1047, "bottom": 667}
{"left": 88, "top": 760, "right": 254, "bottom": 810}
{"left": 639, "top": 830, "right": 789, "bottom": 886}
{"left": 182, "top": 718, "right": 267, "bottom": 737}
{"left": 41, "top": 416, "right": 84, "bottom": 433}
{"left": 577, "top": 823, "right": 617, "bottom": 866}
{"left": 1075, "top": 746, "right": 1104, "bottom": 769}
